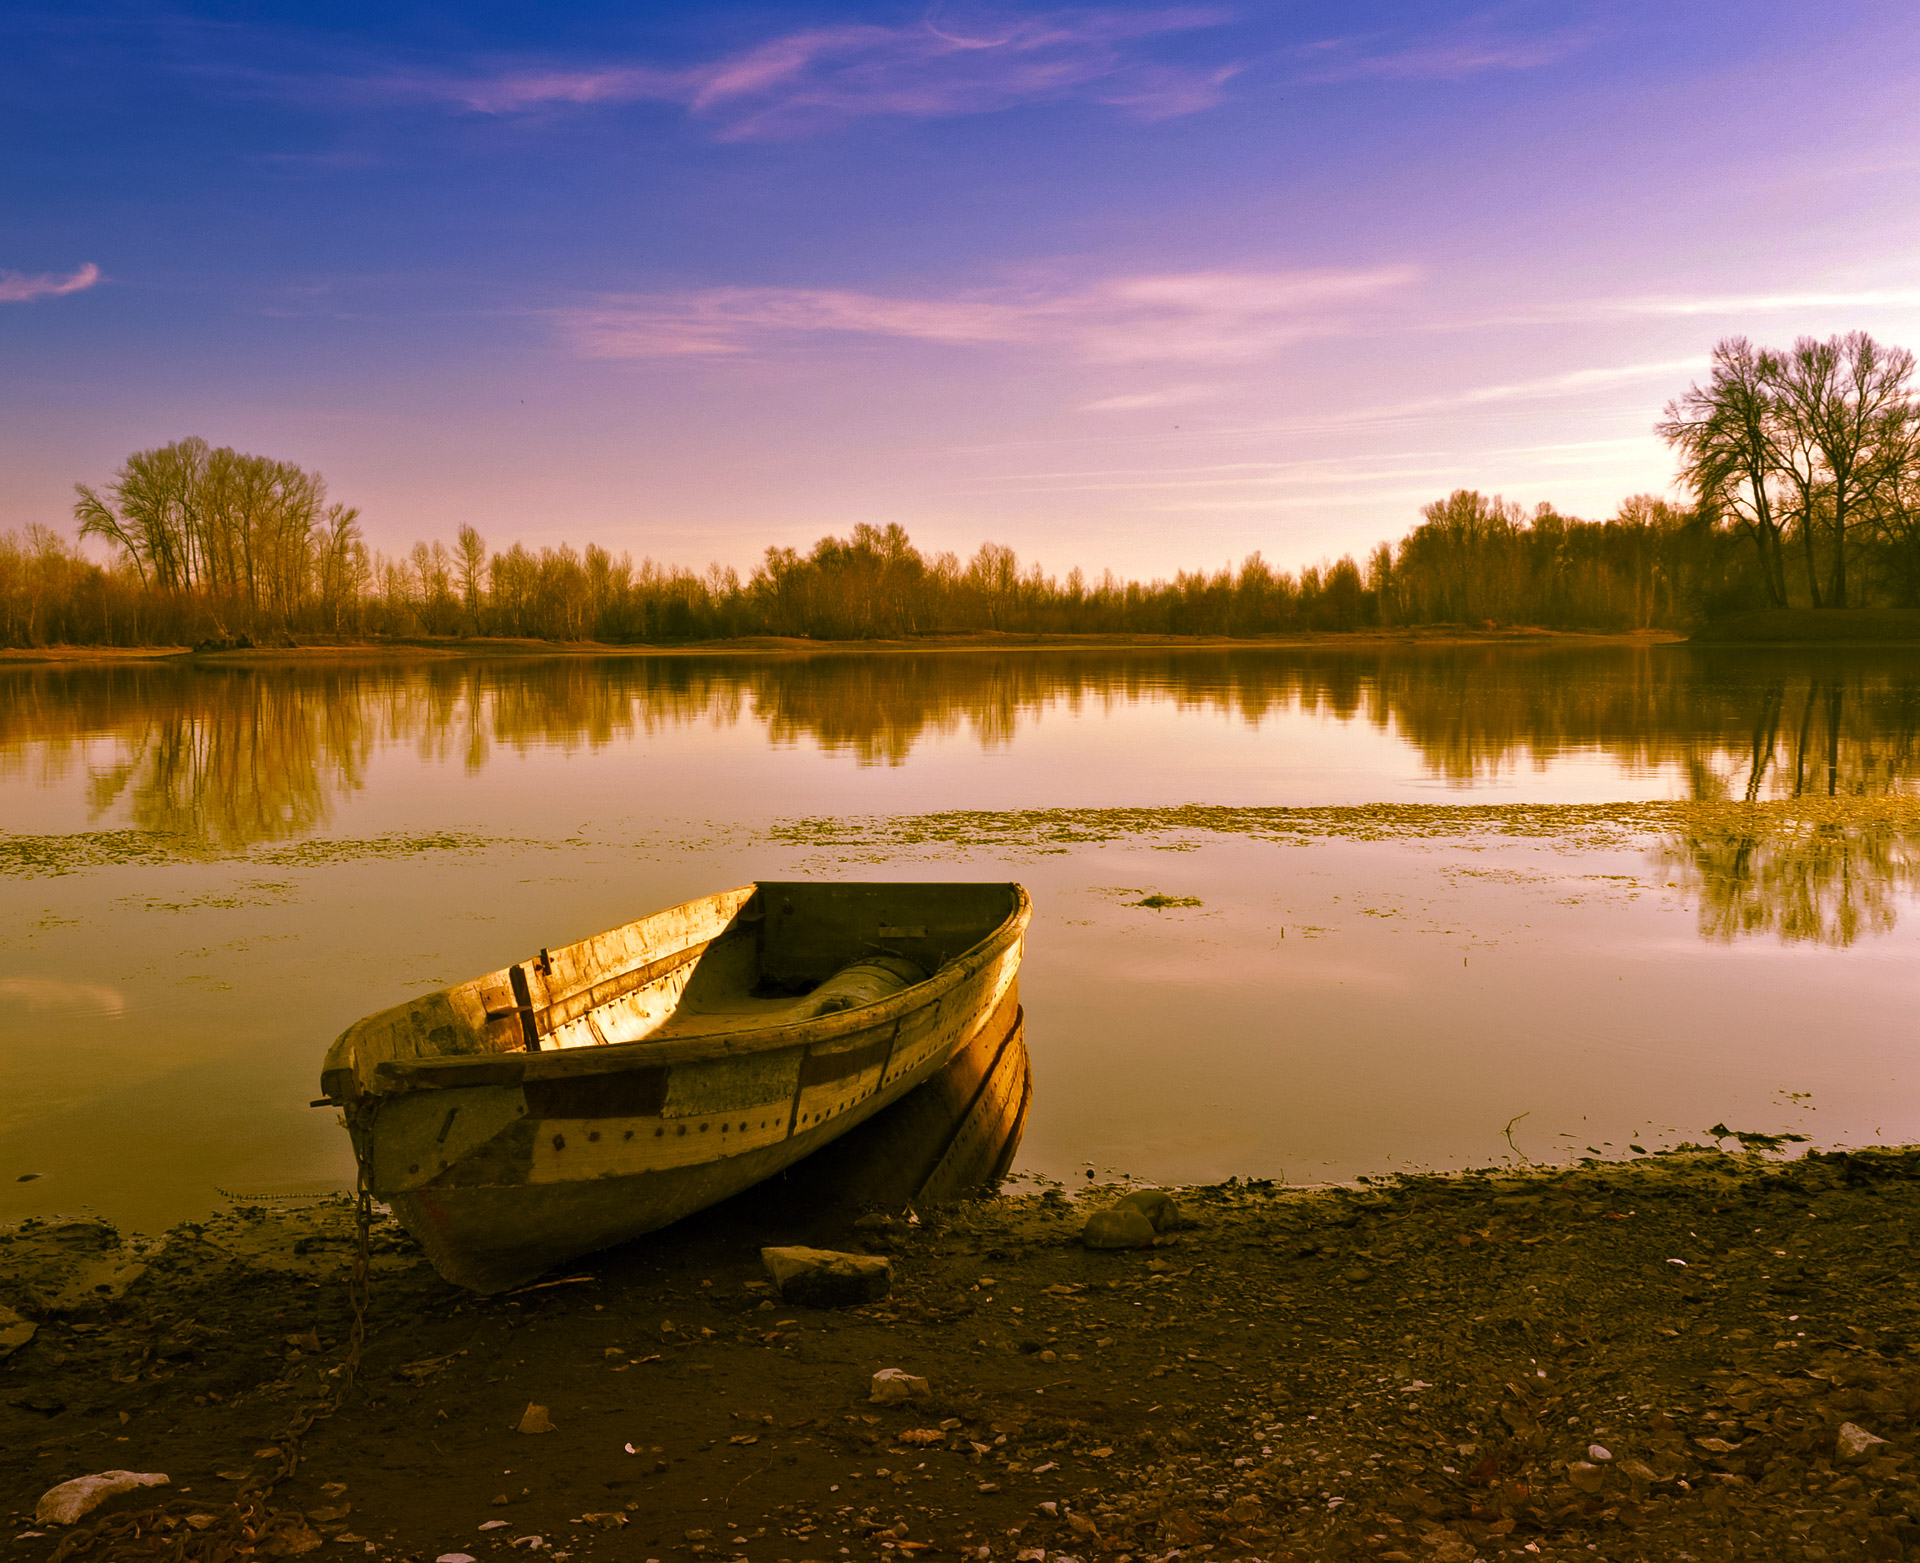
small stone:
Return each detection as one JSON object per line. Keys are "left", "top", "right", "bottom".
{"left": 761, "top": 1246, "right": 892, "bottom": 1308}
{"left": 481, "top": 1521, "right": 511, "bottom": 1531}
{"left": 1587, "top": 1444, "right": 1612, "bottom": 1462}
{"left": 1037, "top": 1502, "right": 1058, "bottom": 1518}
{"left": 851, "top": 1214, "right": 896, "bottom": 1232}
{"left": 1038, "top": 1349, "right": 1058, "bottom": 1364}
{"left": 1114, "top": 1189, "right": 1182, "bottom": 1231}
{"left": 260, "top": 1518, "right": 324, "bottom": 1557}
{"left": 1080, "top": 1207, "right": 1156, "bottom": 1250}
{"left": 870, "top": 1368, "right": 930, "bottom": 1404}
{"left": 437, "top": 1555, "right": 478, "bottom": 1563}
{"left": 1567, "top": 1460, "right": 1605, "bottom": 1493}
{"left": 1619, "top": 1458, "right": 1660, "bottom": 1483}
{"left": 35, "top": 1471, "right": 170, "bottom": 1525}
{"left": 516, "top": 1404, "right": 555, "bottom": 1435}
{"left": 1837, "top": 1422, "right": 1889, "bottom": 1462}
{"left": 0, "top": 1305, "right": 36, "bottom": 1358}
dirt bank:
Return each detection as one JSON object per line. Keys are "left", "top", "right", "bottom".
{"left": 6, "top": 1147, "right": 1919, "bottom": 1563}
{"left": 0, "top": 628, "right": 1681, "bottom": 665}
{"left": 1690, "top": 609, "right": 1920, "bottom": 645}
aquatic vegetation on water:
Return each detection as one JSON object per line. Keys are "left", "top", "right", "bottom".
{"left": 772, "top": 796, "right": 1920, "bottom": 855}
{"left": 0, "top": 828, "right": 535, "bottom": 878}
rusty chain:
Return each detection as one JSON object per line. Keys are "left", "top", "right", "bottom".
{"left": 49, "top": 1121, "right": 377, "bottom": 1562}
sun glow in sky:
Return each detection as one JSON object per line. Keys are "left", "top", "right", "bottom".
{"left": 4, "top": 1, "right": 1920, "bottom": 578}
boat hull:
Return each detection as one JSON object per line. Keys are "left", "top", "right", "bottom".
{"left": 327, "top": 882, "right": 1029, "bottom": 1293}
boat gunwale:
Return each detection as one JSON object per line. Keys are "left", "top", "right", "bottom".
{"left": 340, "top": 881, "right": 1031, "bottom": 1097}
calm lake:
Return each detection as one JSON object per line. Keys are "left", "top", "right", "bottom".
{"left": 3, "top": 643, "right": 1917, "bottom": 1233}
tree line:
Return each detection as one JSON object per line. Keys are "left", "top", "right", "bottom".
{"left": 5, "top": 331, "right": 1919, "bottom": 648}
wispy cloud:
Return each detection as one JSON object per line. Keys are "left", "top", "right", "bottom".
{"left": 1615, "top": 287, "right": 1920, "bottom": 318}
{"left": 1081, "top": 383, "right": 1218, "bottom": 411}
{"left": 0, "top": 261, "right": 101, "bottom": 303}
{"left": 1299, "top": 22, "right": 1592, "bottom": 83}
{"left": 559, "top": 265, "right": 1420, "bottom": 364}
{"left": 385, "top": 8, "right": 1236, "bottom": 138}
{"left": 1354, "top": 357, "right": 1708, "bottom": 421}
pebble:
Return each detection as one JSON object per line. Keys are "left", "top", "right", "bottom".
{"left": 1080, "top": 1207, "right": 1156, "bottom": 1250}
{"left": 1836, "top": 1422, "right": 1889, "bottom": 1462}
{"left": 870, "top": 1368, "right": 930, "bottom": 1404}
{"left": 0, "top": 1305, "right": 36, "bottom": 1358}
{"left": 761, "top": 1246, "right": 892, "bottom": 1307}
{"left": 35, "top": 1471, "right": 170, "bottom": 1525}
{"left": 515, "top": 1404, "right": 555, "bottom": 1435}
{"left": 1114, "top": 1190, "right": 1182, "bottom": 1232}
{"left": 1587, "top": 1444, "right": 1612, "bottom": 1462}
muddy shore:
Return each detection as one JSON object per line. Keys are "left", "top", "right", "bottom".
{"left": 5, "top": 1148, "right": 1919, "bottom": 1563}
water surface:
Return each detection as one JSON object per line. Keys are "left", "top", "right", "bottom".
{"left": 3, "top": 644, "right": 1917, "bottom": 1231}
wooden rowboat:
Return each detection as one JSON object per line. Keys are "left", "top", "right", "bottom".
{"left": 319, "top": 880, "right": 1030, "bottom": 1292}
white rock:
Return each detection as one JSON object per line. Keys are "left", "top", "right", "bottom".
{"left": 1837, "top": 1422, "right": 1889, "bottom": 1462}
{"left": 1587, "top": 1444, "right": 1612, "bottom": 1462}
{"left": 870, "top": 1367, "right": 929, "bottom": 1404}
{"left": 35, "top": 1472, "right": 170, "bottom": 1525}
{"left": 437, "top": 1555, "right": 478, "bottom": 1563}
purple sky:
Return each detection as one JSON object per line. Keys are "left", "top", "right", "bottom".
{"left": 5, "top": 1, "right": 1920, "bottom": 578}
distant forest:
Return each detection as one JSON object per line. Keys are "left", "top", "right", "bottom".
{"left": 5, "top": 331, "right": 1919, "bottom": 648}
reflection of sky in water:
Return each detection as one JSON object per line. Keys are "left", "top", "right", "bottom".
{"left": 1, "top": 646, "right": 1918, "bottom": 1233}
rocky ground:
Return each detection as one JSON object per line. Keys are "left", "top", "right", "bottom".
{"left": 6, "top": 1148, "right": 1920, "bottom": 1563}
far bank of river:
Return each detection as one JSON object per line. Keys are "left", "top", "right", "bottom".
{"left": 0, "top": 627, "right": 1682, "bottom": 664}
{"left": 5, "top": 1148, "right": 1920, "bottom": 1563}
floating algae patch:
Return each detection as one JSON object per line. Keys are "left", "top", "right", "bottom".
{"left": 0, "top": 827, "right": 541, "bottom": 878}
{"left": 1132, "top": 893, "right": 1202, "bottom": 909}
{"left": 771, "top": 795, "right": 1920, "bottom": 857}
{"left": 250, "top": 829, "right": 524, "bottom": 868}
{"left": 0, "top": 828, "right": 202, "bottom": 877}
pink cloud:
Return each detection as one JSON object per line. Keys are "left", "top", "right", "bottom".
{"left": 559, "top": 265, "right": 1420, "bottom": 365}
{"left": 0, "top": 262, "right": 101, "bottom": 303}
{"left": 399, "top": 8, "right": 1236, "bottom": 137}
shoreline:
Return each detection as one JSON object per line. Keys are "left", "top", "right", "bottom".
{"left": 0, "top": 628, "right": 1683, "bottom": 666}
{"left": 6, "top": 1147, "right": 1918, "bottom": 1562}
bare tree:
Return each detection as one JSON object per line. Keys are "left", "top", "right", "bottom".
{"left": 1659, "top": 338, "right": 1790, "bottom": 607}
{"left": 1765, "top": 332, "right": 1917, "bottom": 607}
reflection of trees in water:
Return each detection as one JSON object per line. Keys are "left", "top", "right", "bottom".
{"left": 1659, "top": 668, "right": 1920, "bottom": 947}
{"left": 3, "top": 652, "right": 1919, "bottom": 951}
{"left": 1663, "top": 805, "right": 1920, "bottom": 947}
{"left": 3, "top": 666, "right": 375, "bottom": 850}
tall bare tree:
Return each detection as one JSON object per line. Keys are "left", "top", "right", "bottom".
{"left": 1765, "top": 332, "right": 1916, "bottom": 607}
{"left": 1659, "top": 338, "right": 1790, "bottom": 607}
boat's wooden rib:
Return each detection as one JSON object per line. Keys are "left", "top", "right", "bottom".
{"left": 321, "top": 880, "right": 1030, "bottom": 1292}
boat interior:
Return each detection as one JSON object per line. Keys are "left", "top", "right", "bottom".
{"left": 481, "top": 880, "right": 1020, "bottom": 1053}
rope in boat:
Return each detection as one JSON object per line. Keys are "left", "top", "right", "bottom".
{"left": 49, "top": 1112, "right": 377, "bottom": 1562}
